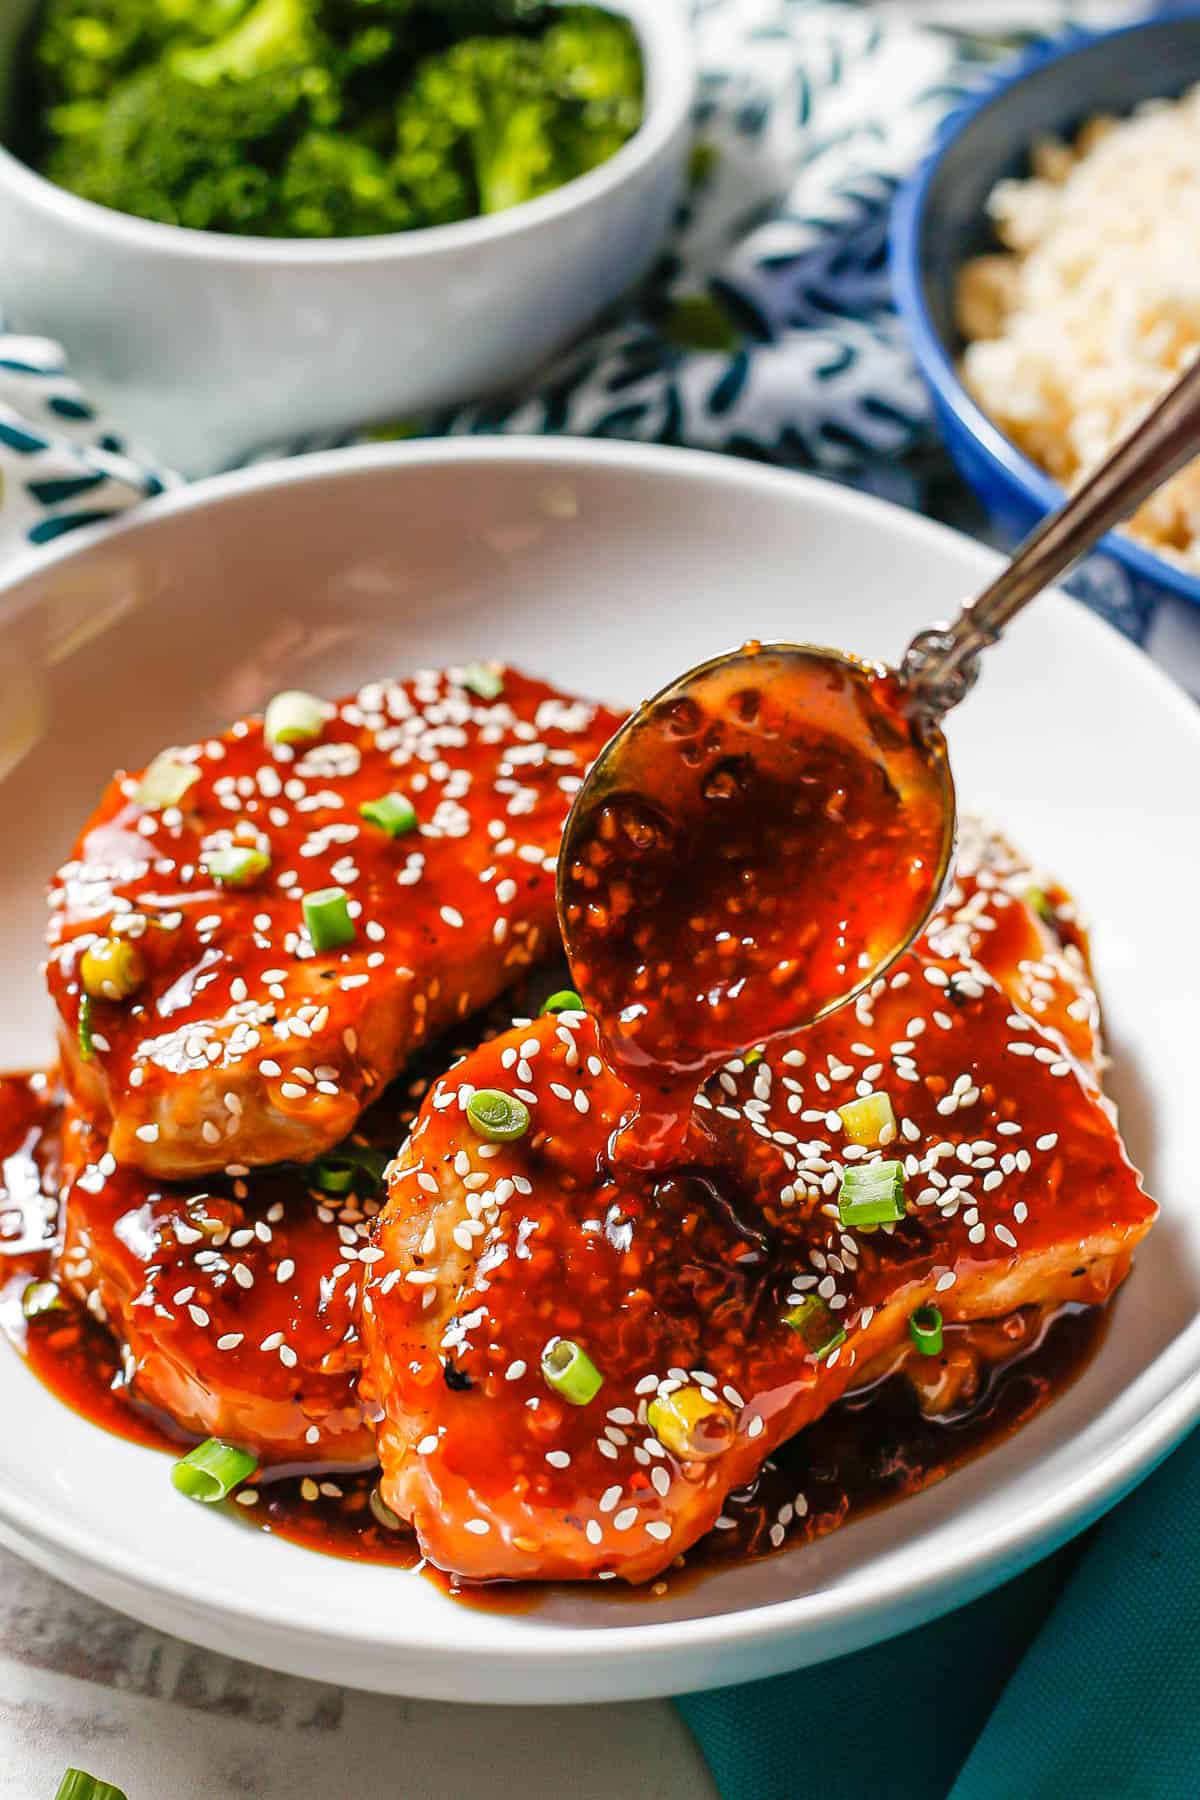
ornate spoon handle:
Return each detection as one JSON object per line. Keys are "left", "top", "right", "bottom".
{"left": 900, "top": 356, "right": 1200, "bottom": 725}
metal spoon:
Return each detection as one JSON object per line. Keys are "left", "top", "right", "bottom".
{"left": 557, "top": 357, "right": 1200, "bottom": 1161}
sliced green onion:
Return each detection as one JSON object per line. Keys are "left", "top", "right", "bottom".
{"left": 77, "top": 992, "right": 95, "bottom": 1062}
{"left": 314, "top": 1159, "right": 355, "bottom": 1195}
{"left": 135, "top": 752, "right": 199, "bottom": 810}
{"left": 462, "top": 661, "right": 504, "bottom": 701}
{"left": 302, "top": 886, "right": 355, "bottom": 952}
{"left": 204, "top": 845, "right": 271, "bottom": 887}
{"left": 541, "top": 1337, "right": 603, "bottom": 1406}
{"left": 264, "top": 689, "right": 325, "bottom": 747}
{"left": 1025, "top": 885, "right": 1054, "bottom": 925}
{"left": 540, "top": 989, "right": 583, "bottom": 1016}
{"left": 646, "top": 1385, "right": 735, "bottom": 1459}
{"left": 22, "top": 1278, "right": 64, "bottom": 1319}
{"left": 838, "top": 1160, "right": 907, "bottom": 1228}
{"left": 171, "top": 1438, "right": 258, "bottom": 1504}
{"left": 837, "top": 1090, "right": 897, "bottom": 1148}
{"left": 369, "top": 1486, "right": 405, "bottom": 1531}
{"left": 80, "top": 936, "right": 144, "bottom": 1001}
{"left": 313, "top": 1143, "right": 389, "bottom": 1195}
{"left": 55, "top": 1771, "right": 129, "bottom": 1800}
{"left": 465, "top": 1088, "right": 530, "bottom": 1142}
{"left": 784, "top": 1294, "right": 846, "bottom": 1361}
{"left": 742, "top": 1047, "right": 764, "bottom": 1067}
{"left": 909, "top": 1305, "right": 944, "bottom": 1356}
{"left": 359, "top": 792, "right": 417, "bottom": 837}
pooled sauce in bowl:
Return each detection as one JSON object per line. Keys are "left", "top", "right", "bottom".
{"left": 558, "top": 644, "right": 952, "bottom": 1168}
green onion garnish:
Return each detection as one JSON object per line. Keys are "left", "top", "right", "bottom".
{"left": 784, "top": 1294, "right": 846, "bottom": 1360}
{"left": 78, "top": 993, "right": 95, "bottom": 1062}
{"left": 743, "top": 1047, "right": 764, "bottom": 1067}
{"left": 1025, "top": 885, "right": 1055, "bottom": 925}
{"left": 314, "top": 1159, "right": 355, "bottom": 1195}
{"left": 465, "top": 1088, "right": 530, "bottom": 1142}
{"left": 22, "top": 1278, "right": 64, "bottom": 1319}
{"left": 359, "top": 792, "right": 417, "bottom": 837}
{"left": 80, "top": 936, "right": 144, "bottom": 1002}
{"left": 264, "top": 689, "right": 325, "bottom": 747}
{"left": 55, "top": 1771, "right": 129, "bottom": 1800}
{"left": 541, "top": 1337, "right": 603, "bottom": 1406}
{"left": 313, "top": 1143, "right": 389, "bottom": 1195}
{"left": 909, "top": 1305, "right": 944, "bottom": 1356}
{"left": 302, "top": 886, "right": 356, "bottom": 952}
{"left": 204, "top": 845, "right": 270, "bottom": 887}
{"left": 838, "top": 1160, "right": 907, "bottom": 1228}
{"left": 369, "top": 1486, "right": 404, "bottom": 1531}
{"left": 171, "top": 1438, "right": 258, "bottom": 1504}
{"left": 135, "top": 752, "right": 199, "bottom": 810}
{"left": 540, "top": 989, "right": 583, "bottom": 1016}
{"left": 462, "top": 661, "right": 504, "bottom": 701}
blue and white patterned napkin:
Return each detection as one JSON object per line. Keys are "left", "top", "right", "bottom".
{"left": 2, "top": 0, "right": 1198, "bottom": 687}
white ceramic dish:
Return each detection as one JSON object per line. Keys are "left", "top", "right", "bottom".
{"left": 0, "top": 1, "right": 693, "bottom": 477}
{"left": 0, "top": 440, "right": 1196, "bottom": 1705}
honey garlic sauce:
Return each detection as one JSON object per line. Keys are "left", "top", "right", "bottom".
{"left": 559, "top": 646, "right": 951, "bottom": 1168}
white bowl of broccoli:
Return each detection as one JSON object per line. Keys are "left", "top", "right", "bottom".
{"left": 0, "top": 0, "right": 693, "bottom": 474}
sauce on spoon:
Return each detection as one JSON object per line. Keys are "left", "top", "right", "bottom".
{"left": 558, "top": 644, "right": 952, "bottom": 1168}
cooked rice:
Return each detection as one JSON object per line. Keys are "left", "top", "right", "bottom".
{"left": 956, "top": 86, "right": 1200, "bottom": 573}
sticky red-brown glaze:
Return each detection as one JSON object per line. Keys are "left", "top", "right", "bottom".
{"left": 45, "top": 984, "right": 546, "bottom": 1466}
{"left": 558, "top": 648, "right": 950, "bottom": 1168}
{"left": 47, "top": 666, "right": 623, "bottom": 1180}
{"left": 56, "top": 1106, "right": 372, "bottom": 1467}
{"left": 364, "top": 821, "right": 1155, "bottom": 1583}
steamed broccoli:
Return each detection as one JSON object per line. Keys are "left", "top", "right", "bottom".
{"left": 395, "top": 11, "right": 645, "bottom": 220}
{"left": 22, "top": 0, "right": 645, "bottom": 237}
{"left": 31, "top": 0, "right": 251, "bottom": 103}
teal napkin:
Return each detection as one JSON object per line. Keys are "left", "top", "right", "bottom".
{"left": 679, "top": 1424, "right": 1200, "bottom": 1798}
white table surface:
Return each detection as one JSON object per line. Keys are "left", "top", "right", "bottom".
{"left": 0, "top": 1545, "right": 715, "bottom": 1799}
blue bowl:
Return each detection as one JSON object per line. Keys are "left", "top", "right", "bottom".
{"left": 890, "top": 10, "right": 1200, "bottom": 629}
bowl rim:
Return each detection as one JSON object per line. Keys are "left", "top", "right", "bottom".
{"left": 0, "top": 435, "right": 1198, "bottom": 1697}
{"left": 0, "top": 0, "right": 694, "bottom": 265}
{"left": 888, "top": 7, "right": 1200, "bottom": 611}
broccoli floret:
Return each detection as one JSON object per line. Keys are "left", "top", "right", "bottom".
{"left": 276, "top": 130, "right": 423, "bottom": 236}
{"left": 31, "top": 0, "right": 251, "bottom": 104}
{"left": 43, "top": 62, "right": 310, "bottom": 230}
{"left": 394, "top": 37, "right": 556, "bottom": 218}
{"left": 395, "top": 11, "right": 642, "bottom": 221}
{"left": 170, "top": 0, "right": 318, "bottom": 82}
{"left": 541, "top": 6, "right": 644, "bottom": 177}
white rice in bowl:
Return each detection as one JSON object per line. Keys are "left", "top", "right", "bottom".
{"left": 956, "top": 85, "right": 1200, "bottom": 573}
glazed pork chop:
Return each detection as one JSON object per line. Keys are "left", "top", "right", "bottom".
{"left": 46, "top": 666, "right": 622, "bottom": 1181}
{"left": 58, "top": 1104, "right": 375, "bottom": 1467}
{"left": 361, "top": 822, "right": 1155, "bottom": 1583}
{"left": 52, "top": 982, "right": 552, "bottom": 1466}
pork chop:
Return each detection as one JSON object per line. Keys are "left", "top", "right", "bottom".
{"left": 361, "top": 821, "right": 1155, "bottom": 1582}
{"left": 47, "top": 666, "right": 622, "bottom": 1180}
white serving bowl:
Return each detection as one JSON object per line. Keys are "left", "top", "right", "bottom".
{"left": 0, "top": 0, "right": 693, "bottom": 476}
{"left": 0, "top": 439, "right": 1196, "bottom": 1703}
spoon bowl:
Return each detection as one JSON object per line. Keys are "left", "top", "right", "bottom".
{"left": 557, "top": 641, "right": 955, "bottom": 1165}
